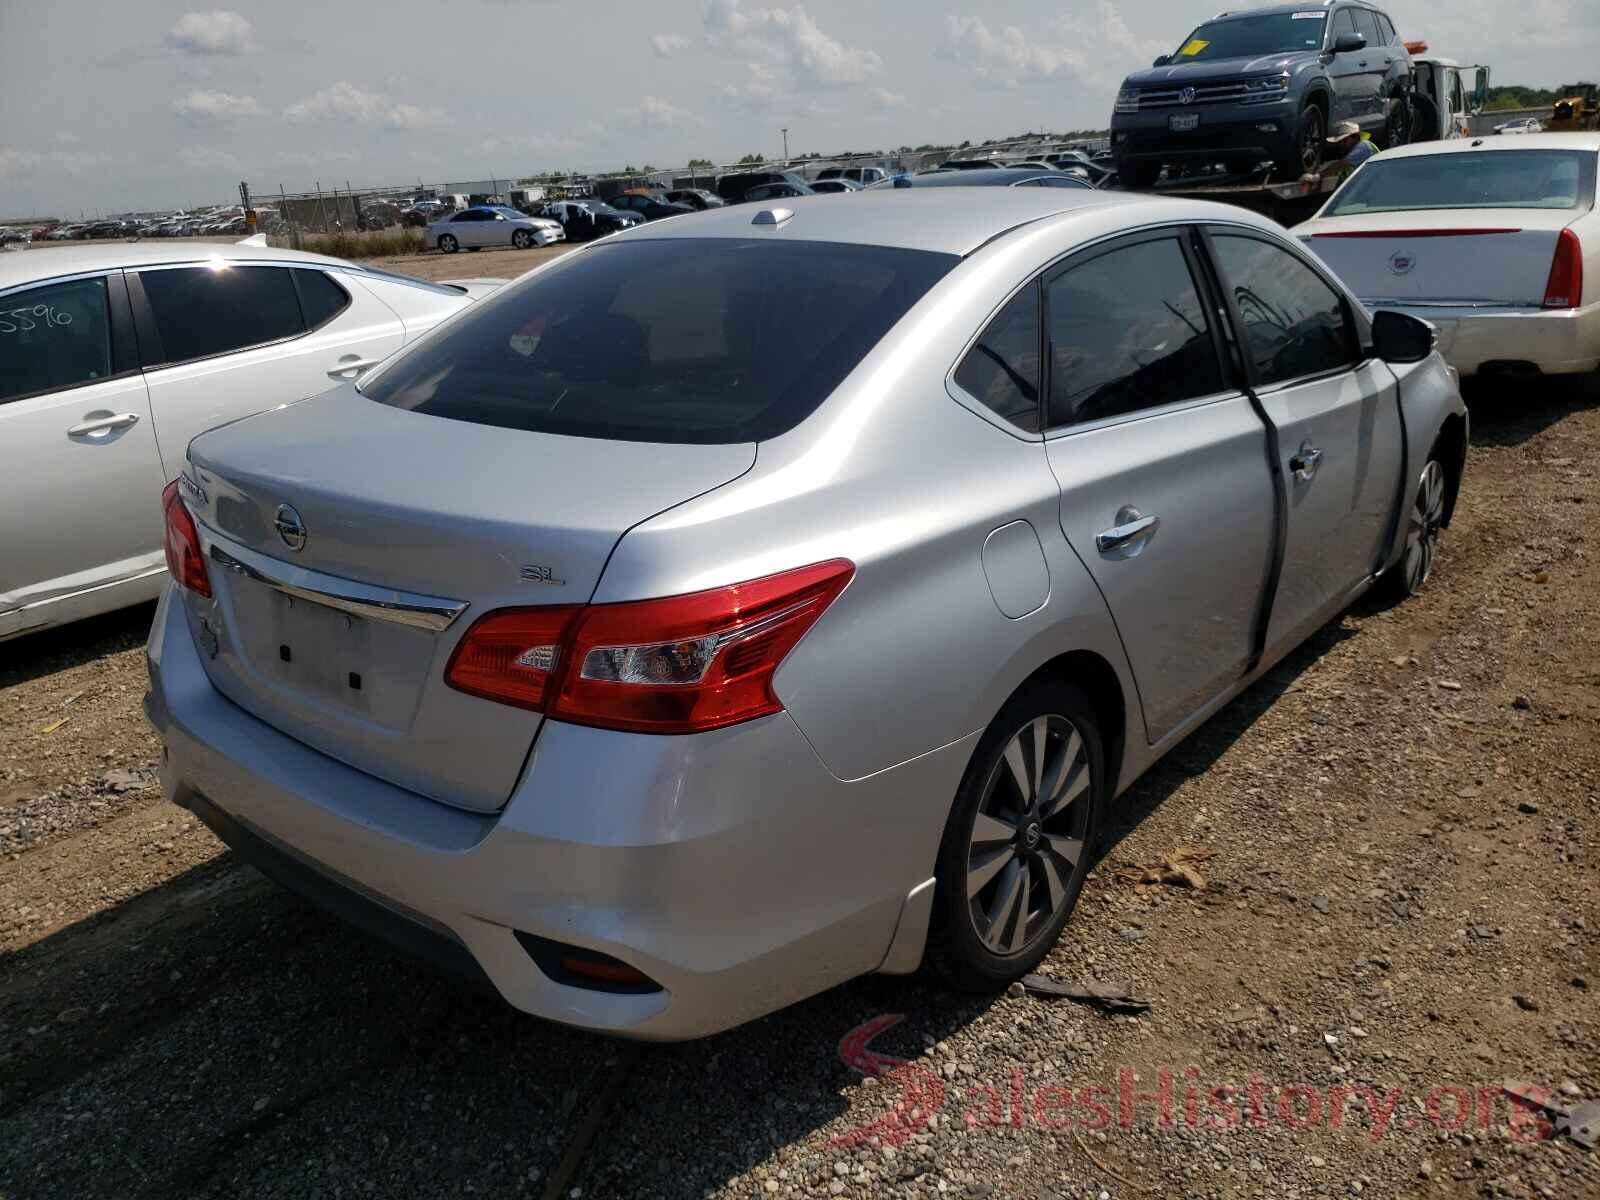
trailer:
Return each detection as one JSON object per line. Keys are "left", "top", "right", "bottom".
{"left": 1120, "top": 170, "right": 1344, "bottom": 225}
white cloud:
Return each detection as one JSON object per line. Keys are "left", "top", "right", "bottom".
{"left": 936, "top": 15, "right": 1084, "bottom": 87}
{"left": 869, "top": 87, "right": 907, "bottom": 111}
{"left": 174, "top": 89, "right": 264, "bottom": 123}
{"left": 702, "top": 1, "right": 881, "bottom": 86}
{"left": 284, "top": 82, "right": 439, "bottom": 131}
{"left": 166, "top": 11, "right": 257, "bottom": 56}
{"left": 479, "top": 131, "right": 582, "bottom": 155}
{"left": 651, "top": 33, "right": 691, "bottom": 57}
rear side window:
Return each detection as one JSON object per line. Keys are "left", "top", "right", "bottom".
{"left": 361, "top": 238, "right": 957, "bottom": 444}
{"left": 293, "top": 269, "right": 350, "bottom": 329}
{"left": 0, "top": 277, "right": 112, "bottom": 402}
{"left": 140, "top": 266, "right": 303, "bottom": 365}
{"left": 954, "top": 285, "right": 1041, "bottom": 431}
{"left": 1045, "top": 238, "right": 1223, "bottom": 429}
{"left": 1210, "top": 235, "right": 1355, "bottom": 386}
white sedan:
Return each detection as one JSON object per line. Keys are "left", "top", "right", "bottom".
{"left": 425, "top": 205, "right": 565, "bottom": 253}
{"left": 1497, "top": 118, "right": 1545, "bottom": 135}
{"left": 1297, "top": 134, "right": 1599, "bottom": 380}
{"left": 0, "top": 240, "right": 504, "bottom": 640}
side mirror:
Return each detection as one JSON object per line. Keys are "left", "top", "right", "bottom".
{"left": 1332, "top": 32, "right": 1367, "bottom": 54}
{"left": 1470, "top": 68, "right": 1490, "bottom": 114}
{"left": 1371, "top": 309, "right": 1436, "bottom": 364}
{"left": 1152, "top": 54, "right": 1172, "bottom": 67}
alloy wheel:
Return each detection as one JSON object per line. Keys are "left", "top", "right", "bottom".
{"left": 965, "top": 715, "right": 1092, "bottom": 955}
{"left": 1298, "top": 106, "right": 1326, "bottom": 173}
{"left": 1403, "top": 461, "right": 1446, "bottom": 592}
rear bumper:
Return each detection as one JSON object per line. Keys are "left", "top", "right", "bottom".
{"left": 1368, "top": 301, "right": 1600, "bottom": 377}
{"left": 144, "top": 585, "right": 969, "bottom": 1040}
{"left": 1111, "top": 102, "right": 1297, "bottom": 165}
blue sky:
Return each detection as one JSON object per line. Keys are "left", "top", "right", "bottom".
{"left": 1, "top": 0, "right": 1593, "bottom": 214}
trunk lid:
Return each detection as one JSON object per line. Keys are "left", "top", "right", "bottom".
{"left": 1298, "top": 211, "right": 1573, "bottom": 305}
{"left": 182, "top": 386, "right": 755, "bottom": 812}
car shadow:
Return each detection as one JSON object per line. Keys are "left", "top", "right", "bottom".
{"left": 1464, "top": 373, "right": 1598, "bottom": 449}
{"left": 0, "top": 601, "right": 155, "bottom": 689}
{"left": 0, "top": 846, "right": 997, "bottom": 1200}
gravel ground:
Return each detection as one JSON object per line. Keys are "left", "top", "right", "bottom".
{"left": 1, "top": 375, "right": 1596, "bottom": 1200}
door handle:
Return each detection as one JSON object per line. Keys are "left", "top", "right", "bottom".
{"left": 327, "top": 357, "right": 382, "bottom": 380}
{"left": 67, "top": 412, "right": 141, "bottom": 437}
{"left": 1095, "top": 507, "right": 1161, "bottom": 554}
{"left": 1289, "top": 442, "right": 1324, "bottom": 482}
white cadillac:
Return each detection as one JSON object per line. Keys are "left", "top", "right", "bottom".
{"left": 1296, "top": 134, "right": 1599, "bottom": 382}
{"left": 0, "top": 240, "right": 503, "bottom": 640}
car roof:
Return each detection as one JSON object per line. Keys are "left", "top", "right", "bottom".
{"left": 604, "top": 190, "right": 1271, "bottom": 257}
{"left": 1368, "top": 132, "right": 1600, "bottom": 160}
{"left": 889, "top": 168, "right": 1087, "bottom": 188}
{"left": 0, "top": 240, "right": 352, "bottom": 291}
{"left": 1210, "top": 2, "right": 1357, "bottom": 18}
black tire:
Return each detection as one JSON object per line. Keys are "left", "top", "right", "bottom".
{"left": 1278, "top": 101, "right": 1326, "bottom": 177}
{"left": 512, "top": 229, "right": 533, "bottom": 249}
{"left": 1382, "top": 93, "right": 1414, "bottom": 149}
{"left": 927, "top": 679, "right": 1106, "bottom": 992}
{"left": 1377, "top": 441, "right": 1448, "bottom": 604}
{"left": 1117, "top": 158, "right": 1161, "bottom": 189}
{"left": 437, "top": 234, "right": 458, "bottom": 254}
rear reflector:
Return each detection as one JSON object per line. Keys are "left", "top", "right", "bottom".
{"left": 161, "top": 479, "right": 212, "bottom": 598}
{"left": 1309, "top": 228, "right": 1522, "bottom": 238}
{"left": 513, "top": 932, "right": 663, "bottom": 994}
{"left": 1544, "top": 228, "right": 1584, "bottom": 310}
{"left": 445, "top": 559, "right": 855, "bottom": 734}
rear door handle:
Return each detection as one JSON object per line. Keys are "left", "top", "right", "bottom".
{"left": 67, "top": 412, "right": 141, "bottom": 437}
{"left": 1096, "top": 507, "right": 1161, "bottom": 554}
{"left": 1289, "top": 442, "right": 1324, "bottom": 482}
{"left": 327, "top": 357, "right": 382, "bottom": 380}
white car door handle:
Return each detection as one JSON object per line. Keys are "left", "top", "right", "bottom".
{"left": 327, "top": 358, "right": 383, "bottom": 380}
{"left": 1096, "top": 508, "right": 1160, "bottom": 554}
{"left": 67, "top": 412, "right": 141, "bottom": 437}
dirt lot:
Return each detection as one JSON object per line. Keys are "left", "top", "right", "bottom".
{"left": 1, "top": 369, "right": 1596, "bottom": 1200}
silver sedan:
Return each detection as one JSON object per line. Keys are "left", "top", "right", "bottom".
{"left": 146, "top": 190, "right": 1468, "bottom": 1038}
{"left": 426, "top": 205, "right": 565, "bottom": 253}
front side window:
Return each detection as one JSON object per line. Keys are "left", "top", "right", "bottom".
{"left": 140, "top": 265, "right": 304, "bottom": 365}
{"left": 1375, "top": 13, "right": 1397, "bottom": 43}
{"left": 361, "top": 238, "right": 956, "bottom": 444}
{"left": 1322, "top": 150, "right": 1596, "bottom": 215}
{"left": 1351, "top": 8, "right": 1382, "bottom": 46}
{"left": 953, "top": 284, "right": 1040, "bottom": 431}
{"left": 1210, "top": 235, "right": 1354, "bottom": 386}
{"left": 1331, "top": 8, "right": 1358, "bottom": 40}
{"left": 0, "top": 276, "right": 113, "bottom": 402}
{"left": 1045, "top": 238, "right": 1222, "bottom": 429}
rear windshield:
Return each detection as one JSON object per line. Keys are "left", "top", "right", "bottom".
{"left": 1173, "top": 12, "right": 1326, "bottom": 61}
{"left": 1324, "top": 150, "right": 1598, "bottom": 215}
{"left": 360, "top": 238, "right": 957, "bottom": 444}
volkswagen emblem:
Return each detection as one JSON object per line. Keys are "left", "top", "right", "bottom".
{"left": 274, "top": 504, "right": 308, "bottom": 552}
{"left": 1388, "top": 250, "right": 1417, "bottom": 276}
{"left": 1178, "top": 86, "right": 1197, "bottom": 105}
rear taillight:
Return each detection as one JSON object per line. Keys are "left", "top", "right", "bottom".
{"left": 1544, "top": 229, "right": 1584, "bottom": 310}
{"left": 445, "top": 560, "right": 854, "bottom": 734}
{"left": 161, "top": 479, "right": 211, "bottom": 598}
